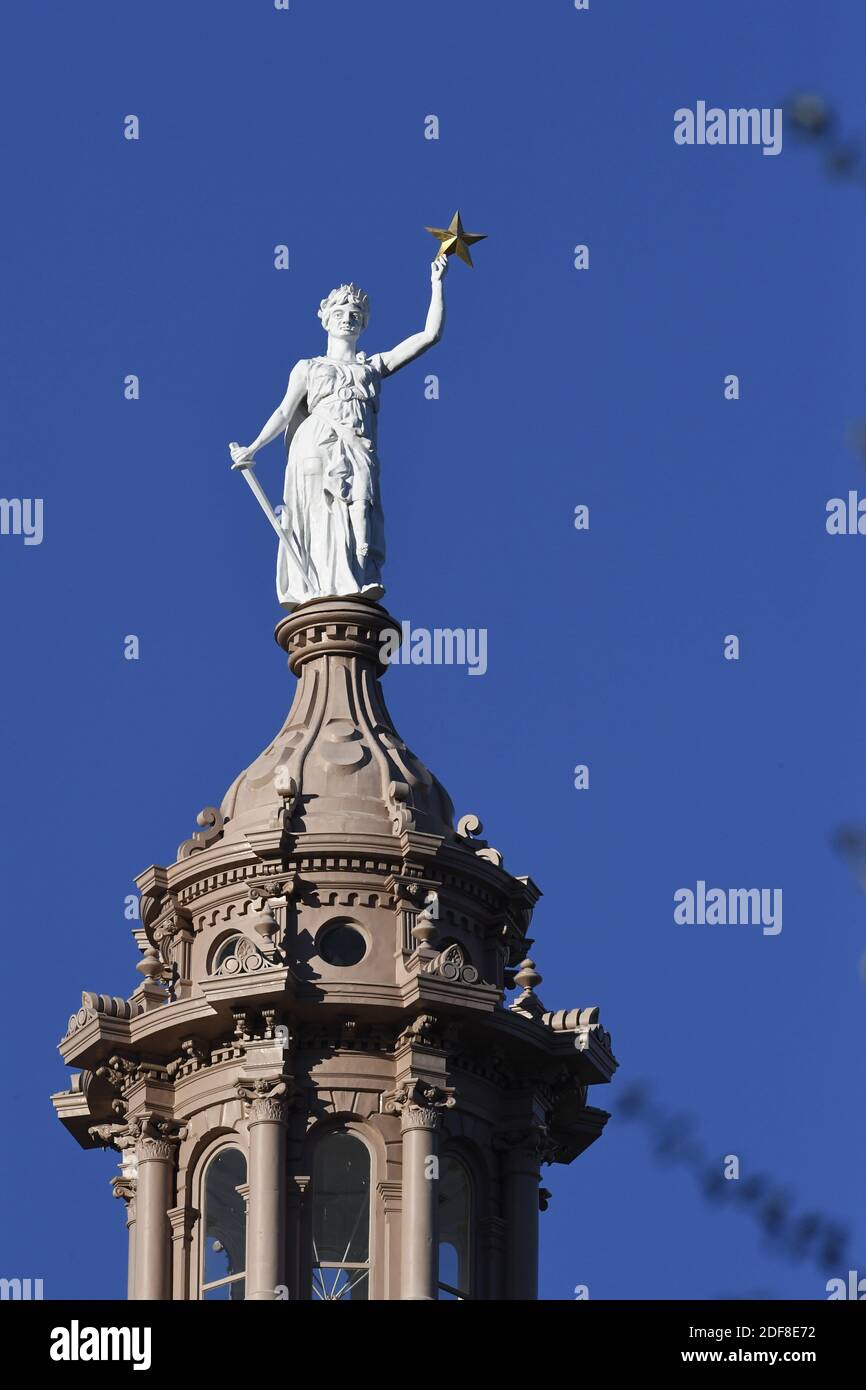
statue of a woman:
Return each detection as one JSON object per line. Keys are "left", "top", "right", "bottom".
{"left": 230, "top": 256, "right": 448, "bottom": 609}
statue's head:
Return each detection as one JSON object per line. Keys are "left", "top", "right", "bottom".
{"left": 318, "top": 283, "right": 370, "bottom": 341}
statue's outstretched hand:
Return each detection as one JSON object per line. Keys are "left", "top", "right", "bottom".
{"left": 229, "top": 442, "right": 256, "bottom": 470}
{"left": 431, "top": 254, "right": 448, "bottom": 283}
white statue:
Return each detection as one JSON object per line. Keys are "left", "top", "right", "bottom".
{"left": 230, "top": 256, "right": 448, "bottom": 609}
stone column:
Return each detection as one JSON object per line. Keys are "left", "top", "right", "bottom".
{"left": 400, "top": 1106, "right": 441, "bottom": 1300}
{"left": 479, "top": 1215, "right": 507, "bottom": 1301}
{"left": 134, "top": 1132, "right": 181, "bottom": 1300}
{"left": 389, "top": 1079, "right": 454, "bottom": 1301}
{"left": 499, "top": 1128, "right": 548, "bottom": 1301}
{"left": 239, "top": 1080, "right": 289, "bottom": 1301}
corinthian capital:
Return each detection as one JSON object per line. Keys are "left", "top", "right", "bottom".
{"left": 135, "top": 1115, "right": 188, "bottom": 1163}
{"left": 386, "top": 1076, "right": 455, "bottom": 1132}
{"left": 236, "top": 1075, "right": 292, "bottom": 1123}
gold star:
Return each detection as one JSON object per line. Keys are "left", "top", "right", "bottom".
{"left": 424, "top": 209, "right": 487, "bottom": 267}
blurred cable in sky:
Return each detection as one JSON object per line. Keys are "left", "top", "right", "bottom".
{"left": 786, "top": 96, "right": 866, "bottom": 468}
{"left": 618, "top": 1081, "right": 851, "bottom": 1275}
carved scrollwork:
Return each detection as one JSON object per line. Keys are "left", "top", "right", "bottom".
{"left": 177, "top": 806, "right": 225, "bottom": 860}
{"left": 456, "top": 812, "right": 503, "bottom": 867}
{"left": 388, "top": 780, "right": 414, "bottom": 834}
{"left": 432, "top": 941, "right": 480, "bottom": 985}
{"left": 214, "top": 933, "right": 273, "bottom": 976}
{"left": 541, "top": 1006, "right": 613, "bottom": 1055}
{"left": 65, "top": 993, "right": 139, "bottom": 1039}
{"left": 475, "top": 845, "right": 503, "bottom": 868}
{"left": 272, "top": 768, "right": 299, "bottom": 819}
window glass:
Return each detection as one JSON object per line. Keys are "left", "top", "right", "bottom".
{"left": 317, "top": 923, "right": 367, "bottom": 967}
{"left": 311, "top": 1132, "right": 370, "bottom": 1300}
{"left": 202, "top": 1148, "right": 247, "bottom": 1300}
{"left": 438, "top": 1155, "right": 471, "bottom": 1299}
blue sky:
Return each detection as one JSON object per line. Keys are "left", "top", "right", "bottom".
{"left": 1, "top": 0, "right": 865, "bottom": 1300}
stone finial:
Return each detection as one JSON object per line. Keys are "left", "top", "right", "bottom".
{"left": 246, "top": 894, "right": 282, "bottom": 948}
{"left": 514, "top": 958, "right": 542, "bottom": 992}
{"left": 510, "top": 958, "right": 546, "bottom": 1019}
{"left": 411, "top": 890, "right": 439, "bottom": 947}
{"left": 135, "top": 945, "right": 164, "bottom": 982}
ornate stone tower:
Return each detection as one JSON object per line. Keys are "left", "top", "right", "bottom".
{"left": 52, "top": 596, "right": 617, "bottom": 1300}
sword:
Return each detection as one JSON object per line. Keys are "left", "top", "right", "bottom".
{"left": 231, "top": 453, "right": 311, "bottom": 597}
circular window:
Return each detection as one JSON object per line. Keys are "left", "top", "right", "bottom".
{"left": 317, "top": 922, "right": 367, "bottom": 967}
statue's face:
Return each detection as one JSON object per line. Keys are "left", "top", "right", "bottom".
{"left": 326, "top": 302, "right": 364, "bottom": 340}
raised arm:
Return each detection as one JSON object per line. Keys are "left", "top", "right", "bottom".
{"left": 379, "top": 257, "right": 448, "bottom": 376}
{"left": 229, "top": 360, "right": 307, "bottom": 469}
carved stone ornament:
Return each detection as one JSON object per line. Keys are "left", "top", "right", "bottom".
{"left": 236, "top": 1075, "right": 293, "bottom": 1123}
{"left": 456, "top": 813, "right": 504, "bottom": 868}
{"left": 509, "top": 958, "right": 546, "bottom": 1019}
{"left": 395, "top": 1013, "right": 441, "bottom": 1050}
{"left": 386, "top": 1076, "right": 455, "bottom": 1131}
{"left": 89, "top": 1113, "right": 187, "bottom": 1161}
{"left": 432, "top": 941, "right": 480, "bottom": 985}
{"left": 219, "top": 599, "right": 456, "bottom": 846}
{"left": 65, "top": 992, "right": 139, "bottom": 1039}
{"left": 493, "top": 1123, "right": 558, "bottom": 1165}
{"left": 138, "top": 1136, "right": 182, "bottom": 1163}
{"left": 95, "top": 1054, "right": 138, "bottom": 1096}
{"left": 111, "top": 1176, "right": 137, "bottom": 1208}
{"left": 215, "top": 934, "right": 273, "bottom": 977}
{"left": 148, "top": 892, "right": 193, "bottom": 966}
{"left": 177, "top": 805, "right": 225, "bottom": 860}
{"left": 165, "top": 1038, "right": 211, "bottom": 1078}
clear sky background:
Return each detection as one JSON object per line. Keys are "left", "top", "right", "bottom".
{"left": 1, "top": 0, "right": 865, "bottom": 1300}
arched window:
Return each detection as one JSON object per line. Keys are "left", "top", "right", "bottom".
{"left": 438, "top": 1154, "right": 472, "bottom": 1299}
{"left": 201, "top": 1148, "right": 247, "bottom": 1300}
{"left": 310, "top": 1131, "right": 371, "bottom": 1300}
